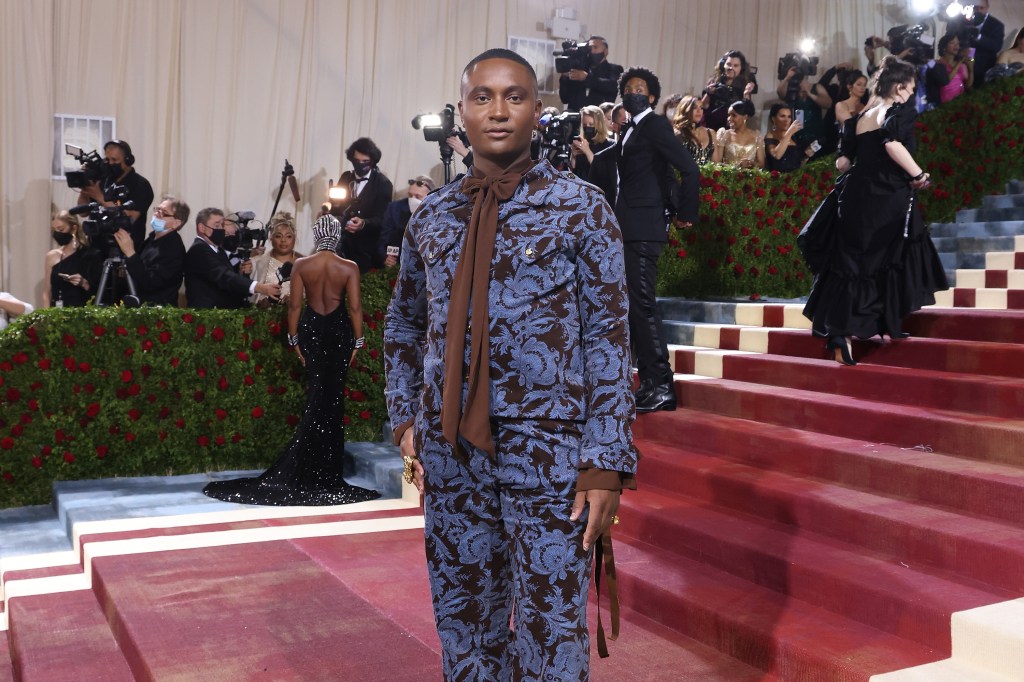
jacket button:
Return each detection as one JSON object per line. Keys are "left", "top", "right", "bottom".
{"left": 525, "top": 247, "right": 534, "bottom": 257}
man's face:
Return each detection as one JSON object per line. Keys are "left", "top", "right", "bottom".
{"left": 458, "top": 58, "right": 541, "bottom": 170}
{"left": 351, "top": 150, "right": 372, "bottom": 172}
{"left": 408, "top": 182, "right": 430, "bottom": 201}
{"left": 724, "top": 57, "right": 741, "bottom": 79}
{"left": 104, "top": 146, "right": 127, "bottom": 174}
{"left": 588, "top": 39, "right": 607, "bottom": 63}
{"left": 154, "top": 201, "right": 181, "bottom": 231}
{"left": 612, "top": 109, "right": 629, "bottom": 132}
{"left": 200, "top": 213, "right": 225, "bottom": 240}
{"left": 623, "top": 77, "right": 655, "bottom": 108}
{"left": 974, "top": 0, "right": 989, "bottom": 16}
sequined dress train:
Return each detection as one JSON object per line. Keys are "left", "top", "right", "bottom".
{"left": 203, "top": 306, "right": 380, "bottom": 505}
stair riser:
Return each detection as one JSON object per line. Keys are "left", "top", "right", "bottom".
{"left": 675, "top": 380, "right": 1024, "bottom": 466}
{"left": 931, "top": 221, "right": 1024, "bottom": 238}
{"left": 904, "top": 310, "right": 1024, "bottom": 344}
{"left": 617, "top": 503, "right": 958, "bottom": 650}
{"left": 632, "top": 410, "right": 1024, "bottom": 526}
{"left": 634, "top": 451, "right": 1024, "bottom": 593}
{"left": 955, "top": 208, "right": 1024, "bottom": 223}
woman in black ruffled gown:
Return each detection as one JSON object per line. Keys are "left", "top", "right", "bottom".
{"left": 204, "top": 215, "right": 379, "bottom": 505}
{"left": 803, "top": 56, "right": 948, "bottom": 365}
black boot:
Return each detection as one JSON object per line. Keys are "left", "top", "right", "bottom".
{"left": 635, "top": 382, "right": 677, "bottom": 414}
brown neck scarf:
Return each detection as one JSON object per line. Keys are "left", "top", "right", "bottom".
{"left": 440, "top": 159, "right": 534, "bottom": 457}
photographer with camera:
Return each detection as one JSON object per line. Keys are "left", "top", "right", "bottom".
{"left": 777, "top": 58, "right": 833, "bottom": 159}
{"left": 701, "top": 50, "right": 758, "bottom": 131}
{"left": 44, "top": 210, "right": 100, "bottom": 308}
{"left": 378, "top": 176, "right": 435, "bottom": 268}
{"left": 569, "top": 105, "right": 614, "bottom": 182}
{"left": 111, "top": 196, "right": 189, "bottom": 306}
{"left": 333, "top": 137, "right": 393, "bottom": 273}
{"left": 950, "top": 0, "right": 1004, "bottom": 86}
{"left": 184, "top": 208, "right": 280, "bottom": 309}
{"left": 558, "top": 36, "right": 624, "bottom": 112}
{"left": 75, "top": 140, "right": 154, "bottom": 252}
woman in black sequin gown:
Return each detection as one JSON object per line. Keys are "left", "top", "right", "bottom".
{"left": 204, "top": 216, "right": 380, "bottom": 505}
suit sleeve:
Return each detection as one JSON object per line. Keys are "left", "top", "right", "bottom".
{"left": 585, "top": 63, "right": 623, "bottom": 105}
{"left": 190, "top": 246, "right": 252, "bottom": 298}
{"left": 383, "top": 215, "right": 427, "bottom": 442}
{"left": 975, "top": 19, "right": 1004, "bottom": 54}
{"left": 378, "top": 201, "right": 401, "bottom": 264}
{"left": 575, "top": 193, "right": 637, "bottom": 486}
{"left": 125, "top": 238, "right": 184, "bottom": 296}
{"left": 651, "top": 116, "right": 701, "bottom": 224}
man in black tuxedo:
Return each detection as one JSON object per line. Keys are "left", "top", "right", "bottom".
{"left": 334, "top": 137, "right": 394, "bottom": 272}
{"left": 558, "top": 36, "right": 624, "bottom": 112}
{"left": 615, "top": 66, "right": 700, "bottom": 413}
{"left": 184, "top": 207, "right": 280, "bottom": 308}
{"left": 968, "top": 0, "right": 1005, "bottom": 86}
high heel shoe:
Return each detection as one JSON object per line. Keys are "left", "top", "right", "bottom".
{"left": 826, "top": 336, "right": 857, "bottom": 366}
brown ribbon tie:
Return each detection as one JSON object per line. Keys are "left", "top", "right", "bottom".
{"left": 594, "top": 531, "right": 620, "bottom": 658}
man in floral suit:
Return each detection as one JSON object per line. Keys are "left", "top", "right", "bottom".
{"left": 384, "top": 48, "right": 636, "bottom": 681}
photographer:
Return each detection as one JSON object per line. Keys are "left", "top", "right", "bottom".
{"left": 558, "top": 36, "right": 624, "bottom": 112}
{"left": 569, "top": 105, "right": 614, "bottom": 181}
{"left": 957, "top": 0, "right": 1004, "bottom": 86}
{"left": 111, "top": 196, "right": 189, "bottom": 306}
{"left": 777, "top": 66, "right": 832, "bottom": 158}
{"left": 378, "top": 175, "right": 434, "bottom": 268}
{"left": 75, "top": 140, "right": 154, "bottom": 252}
{"left": 44, "top": 210, "right": 100, "bottom": 308}
{"left": 184, "top": 208, "right": 280, "bottom": 309}
{"left": 334, "top": 137, "right": 393, "bottom": 273}
{"left": 701, "top": 50, "right": 758, "bottom": 131}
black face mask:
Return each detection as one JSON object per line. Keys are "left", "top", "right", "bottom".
{"left": 107, "top": 161, "right": 123, "bottom": 177}
{"left": 583, "top": 126, "right": 597, "bottom": 141}
{"left": 353, "top": 161, "right": 373, "bottom": 176}
{"left": 52, "top": 231, "right": 73, "bottom": 246}
{"left": 207, "top": 228, "right": 227, "bottom": 247}
{"left": 622, "top": 93, "right": 650, "bottom": 115}
{"left": 590, "top": 52, "right": 605, "bottom": 66}
{"left": 221, "top": 234, "right": 240, "bottom": 252}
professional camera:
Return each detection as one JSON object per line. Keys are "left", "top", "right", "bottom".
{"left": 777, "top": 52, "right": 820, "bottom": 83}
{"left": 539, "top": 111, "right": 581, "bottom": 166}
{"left": 64, "top": 145, "right": 112, "bottom": 190}
{"left": 554, "top": 40, "right": 591, "bottom": 74}
{"left": 887, "top": 24, "right": 935, "bottom": 65}
{"left": 412, "top": 105, "right": 458, "bottom": 143}
{"left": 945, "top": 12, "right": 981, "bottom": 50}
{"left": 226, "top": 211, "right": 267, "bottom": 261}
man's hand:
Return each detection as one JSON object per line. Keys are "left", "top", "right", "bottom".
{"left": 79, "top": 181, "right": 105, "bottom": 203}
{"left": 255, "top": 282, "right": 280, "bottom": 299}
{"left": 400, "top": 428, "right": 424, "bottom": 493}
{"left": 384, "top": 255, "right": 398, "bottom": 267}
{"left": 743, "top": 80, "right": 756, "bottom": 97}
{"left": 446, "top": 134, "right": 470, "bottom": 158}
{"left": 346, "top": 216, "right": 365, "bottom": 233}
{"left": 113, "top": 229, "right": 135, "bottom": 257}
{"left": 571, "top": 488, "right": 621, "bottom": 552}
{"left": 569, "top": 68, "right": 588, "bottom": 82}
{"left": 239, "top": 260, "right": 254, "bottom": 275}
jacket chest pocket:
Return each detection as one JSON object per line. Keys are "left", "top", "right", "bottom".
{"left": 504, "top": 234, "right": 576, "bottom": 300}
{"left": 419, "top": 232, "right": 463, "bottom": 295}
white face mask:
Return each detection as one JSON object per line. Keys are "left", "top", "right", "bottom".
{"left": 408, "top": 197, "right": 423, "bottom": 213}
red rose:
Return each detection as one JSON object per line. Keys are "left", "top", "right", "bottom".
{"left": 343, "top": 415, "right": 351, "bottom": 425}
{"left": 369, "top": 349, "right": 381, "bottom": 360}
{"left": 232, "top": 433, "right": 244, "bottom": 443}
{"left": 195, "top": 324, "right": 206, "bottom": 339}
{"left": 215, "top": 435, "right": 226, "bottom": 446}
{"left": 137, "top": 325, "right": 149, "bottom": 336}
{"left": 123, "top": 347, "right": 134, "bottom": 358}
{"left": 237, "top": 351, "right": 250, "bottom": 362}
{"left": 32, "top": 456, "right": 43, "bottom": 469}
{"left": 6, "top": 388, "right": 20, "bottom": 403}
{"left": 128, "top": 409, "right": 141, "bottom": 421}
{"left": 41, "top": 445, "right": 52, "bottom": 457}
{"left": 286, "top": 415, "right": 300, "bottom": 427}
{"left": 121, "top": 370, "right": 133, "bottom": 383}
{"left": 86, "top": 403, "right": 101, "bottom": 417}
{"left": 12, "top": 352, "right": 28, "bottom": 365}
{"left": 212, "top": 327, "right": 225, "bottom": 341}
{"left": 197, "top": 367, "right": 207, "bottom": 377}
{"left": 142, "top": 340, "right": 154, "bottom": 351}
{"left": 63, "top": 357, "right": 77, "bottom": 372}
{"left": 3, "top": 472, "right": 13, "bottom": 482}
{"left": 37, "top": 358, "right": 52, "bottom": 370}
{"left": 158, "top": 431, "right": 168, "bottom": 441}
{"left": 158, "top": 406, "right": 171, "bottom": 418}
{"left": 251, "top": 406, "right": 264, "bottom": 419}
{"left": 243, "top": 375, "right": 254, "bottom": 386}
{"left": 0, "top": 437, "right": 13, "bottom": 450}
{"left": 359, "top": 410, "right": 371, "bottom": 420}
{"left": 244, "top": 316, "right": 255, "bottom": 328}
{"left": 27, "top": 399, "right": 38, "bottom": 411}
{"left": 116, "top": 326, "right": 128, "bottom": 336}
{"left": 159, "top": 331, "right": 172, "bottom": 344}
{"left": 197, "top": 435, "right": 210, "bottom": 447}
{"left": 171, "top": 357, "right": 180, "bottom": 368}
{"left": 218, "top": 376, "right": 229, "bottom": 391}
{"left": 182, "top": 313, "right": 194, "bottom": 323}
{"left": 63, "top": 333, "right": 77, "bottom": 347}
{"left": 62, "top": 451, "right": 75, "bottom": 464}
{"left": 11, "top": 424, "right": 23, "bottom": 437}
{"left": 96, "top": 445, "right": 109, "bottom": 458}
{"left": 175, "top": 418, "right": 185, "bottom": 429}
{"left": 194, "top": 391, "right": 205, "bottom": 402}
{"left": 215, "top": 355, "right": 226, "bottom": 366}
{"left": 215, "top": 408, "right": 228, "bottom": 421}
{"left": 251, "top": 339, "right": 265, "bottom": 350}
{"left": 109, "top": 424, "right": 121, "bottom": 435}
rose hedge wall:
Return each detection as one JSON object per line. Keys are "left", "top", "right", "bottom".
{"left": 2, "top": 76, "right": 1021, "bottom": 507}
{"left": 0, "top": 272, "right": 393, "bottom": 508}
{"left": 659, "top": 74, "right": 1024, "bottom": 299}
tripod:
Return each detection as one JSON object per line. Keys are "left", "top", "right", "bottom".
{"left": 439, "top": 140, "right": 455, "bottom": 185}
{"left": 94, "top": 255, "right": 139, "bottom": 307}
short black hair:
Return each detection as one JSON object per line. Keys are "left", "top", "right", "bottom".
{"left": 618, "top": 66, "right": 662, "bottom": 107}
{"left": 345, "top": 137, "right": 382, "bottom": 165}
{"left": 589, "top": 35, "right": 609, "bottom": 51}
{"left": 768, "top": 102, "right": 792, "bottom": 119}
{"left": 730, "top": 99, "right": 756, "bottom": 118}
{"left": 461, "top": 48, "right": 539, "bottom": 96}
{"left": 195, "top": 207, "right": 224, "bottom": 228}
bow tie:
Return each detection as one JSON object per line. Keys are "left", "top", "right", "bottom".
{"left": 354, "top": 177, "right": 369, "bottom": 184}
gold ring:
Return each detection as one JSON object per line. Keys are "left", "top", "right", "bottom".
{"left": 612, "top": 515, "right": 620, "bottom": 525}
{"left": 402, "top": 455, "right": 417, "bottom": 485}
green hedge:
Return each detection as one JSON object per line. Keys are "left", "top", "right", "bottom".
{"left": 658, "top": 74, "right": 1024, "bottom": 299}
{"left": 0, "top": 271, "right": 393, "bottom": 508}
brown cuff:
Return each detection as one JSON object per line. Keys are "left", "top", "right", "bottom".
{"left": 392, "top": 418, "right": 414, "bottom": 446}
{"left": 576, "top": 467, "right": 637, "bottom": 492}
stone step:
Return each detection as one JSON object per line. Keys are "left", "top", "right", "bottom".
{"left": 956, "top": 206, "right": 1024, "bottom": 224}
{"left": 929, "top": 219, "right": 1024, "bottom": 239}
{"left": 932, "top": 235, "right": 1018, "bottom": 256}
{"left": 982, "top": 193, "right": 1024, "bottom": 210}
{"left": 953, "top": 269, "right": 1024, "bottom": 289}
{"left": 931, "top": 287, "right": 1024, "bottom": 309}
{"left": 986, "top": 248, "right": 1024, "bottom": 270}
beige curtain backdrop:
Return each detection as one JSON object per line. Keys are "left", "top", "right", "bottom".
{"left": 3, "top": 0, "right": 1022, "bottom": 307}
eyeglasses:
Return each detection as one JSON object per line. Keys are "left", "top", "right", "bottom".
{"left": 408, "top": 179, "right": 431, "bottom": 188}
{"left": 154, "top": 208, "right": 176, "bottom": 218}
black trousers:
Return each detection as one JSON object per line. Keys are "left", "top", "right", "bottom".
{"left": 624, "top": 240, "right": 672, "bottom": 387}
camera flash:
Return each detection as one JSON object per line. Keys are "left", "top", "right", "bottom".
{"left": 328, "top": 185, "right": 347, "bottom": 202}
{"left": 799, "top": 38, "right": 816, "bottom": 54}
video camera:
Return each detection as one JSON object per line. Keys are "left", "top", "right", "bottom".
{"left": 64, "top": 144, "right": 112, "bottom": 190}
{"left": 226, "top": 211, "right": 267, "bottom": 261}
{"left": 887, "top": 24, "right": 935, "bottom": 65}
{"left": 539, "top": 111, "right": 581, "bottom": 166}
{"left": 777, "top": 52, "right": 820, "bottom": 83}
{"left": 69, "top": 186, "right": 133, "bottom": 256}
{"left": 554, "top": 40, "right": 591, "bottom": 74}
{"left": 412, "top": 105, "right": 461, "bottom": 143}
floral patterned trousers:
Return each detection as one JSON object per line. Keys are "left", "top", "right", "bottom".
{"left": 416, "top": 412, "right": 593, "bottom": 681}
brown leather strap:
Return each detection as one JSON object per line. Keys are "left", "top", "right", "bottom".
{"left": 594, "top": 531, "right": 620, "bottom": 658}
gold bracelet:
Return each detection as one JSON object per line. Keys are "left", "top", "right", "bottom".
{"left": 402, "top": 455, "right": 418, "bottom": 485}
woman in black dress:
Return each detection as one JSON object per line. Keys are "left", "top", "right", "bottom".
{"left": 204, "top": 215, "right": 379, "bottom": 505}
{"left": 44, "top": 210, "right": 100, "bottom": 307}
{"left": 764, "top": 103, "right": 813, "bottom": 173}
{"left": 802, "top": 56, "right": 947, "bottom": 365}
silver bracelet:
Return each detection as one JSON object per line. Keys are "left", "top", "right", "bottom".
{"left": 353, "top": 336, "right": 365, "bottom": 349}
{"left": 287, "top": 334, "right": 299, "bottom": 347}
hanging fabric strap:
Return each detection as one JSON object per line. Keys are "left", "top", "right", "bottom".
{"left": 593, "top": 531, "right": 621, "bottom": 658}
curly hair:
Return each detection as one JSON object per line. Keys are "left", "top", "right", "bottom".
{"left": 617, "top": 66, "right": 662, "bottom": 107}
{"left": 345, "top": 137, "right": 382, "bottom": 165}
